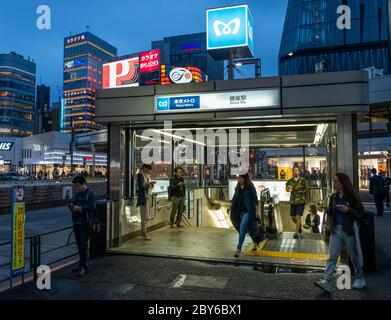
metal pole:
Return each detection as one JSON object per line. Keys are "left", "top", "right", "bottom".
{"left": 91, "top": 144, "right": 96, "bottom": 178}
{"left": 255, "top": 59, "right": 261, "bottom": 78}
{"left": 227, "top": 51, "right": 235, "bottom": 80}
{"left": 70, "top": 118, "right": 75, "bottom": 175}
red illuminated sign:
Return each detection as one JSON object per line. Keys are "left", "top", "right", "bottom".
{"left": 140, "top": 49, "right": 160, "bottom": 73}
{"left": 102, "top": 57, "right": 140, "bottom": 89}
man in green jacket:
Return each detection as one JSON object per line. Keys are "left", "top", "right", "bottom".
{"left": 286, "top": 166, "right": 308, "bottom": 239}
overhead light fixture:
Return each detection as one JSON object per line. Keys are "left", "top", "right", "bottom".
{"left": 151, "top": 129, "right": 206, "bottom": 146}
{"left": 314, "top": 124, "right": 328, "bottom": 145}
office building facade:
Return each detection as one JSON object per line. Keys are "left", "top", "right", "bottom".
{"left": 63, "top": 32, "right": 117, "bottom": 133}
{"left": 0, "top": 52, "right": 36, "bottom": 137}
{"left": 152, "top": 33, "right": 224, "bottom": 81}
{"left": 279, "top": 0, "right": 390, "bottom": 76}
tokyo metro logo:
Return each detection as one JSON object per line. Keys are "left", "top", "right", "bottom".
{"left": 214, "top": 18, "right": 241, "bottom": 37}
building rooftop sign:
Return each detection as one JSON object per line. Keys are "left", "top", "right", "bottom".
{"left": 207, "top": 4, "right": 254, "bottom": 60}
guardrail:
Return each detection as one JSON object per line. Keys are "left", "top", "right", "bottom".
{"left": 0, "top": 178, "right": 107, "bottom": 186}
{"left": 0, "top": 225, "right": 77, "bottom": 290}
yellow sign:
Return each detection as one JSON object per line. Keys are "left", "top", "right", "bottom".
{"left": 12, "top": 202, "right": 25, "bottom": 274}
{"left": 278, "top": 167, "right": 293, "bottom": 181}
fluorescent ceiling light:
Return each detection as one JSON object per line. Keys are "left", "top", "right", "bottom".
{"left": 151, "top": 129, "right": 206, "bottom": 146}
{"left": 314, "top": 124, "right": 328, "bottom": 145}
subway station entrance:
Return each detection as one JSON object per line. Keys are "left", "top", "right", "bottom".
{"left": 96, "top": 71, "right": 369, "bottom": 269}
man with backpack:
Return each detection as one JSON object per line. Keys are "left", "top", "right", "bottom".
{"left": 369, "top": 168, "right": 386, "bottom": 217}
{"left": 69, "top": 175, "right": 98, "bottom": 277}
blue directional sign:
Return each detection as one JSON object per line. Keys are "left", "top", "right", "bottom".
{"left": 207, "top": 5, "right": 254, "bottom": 59}
{"left": 156, "top": 96, "right": 200, "bottom": 111}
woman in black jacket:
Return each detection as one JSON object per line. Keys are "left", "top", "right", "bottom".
{"left": 230, "top": 173, "right": 260, "bottom": 258}
{"left": 137, "top": 164, "right": 155, "bottom": 241}
{"left": 314, "top": 173, "right": 367, "bottom": 293}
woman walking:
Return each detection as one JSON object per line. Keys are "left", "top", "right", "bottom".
{"left": 315, "top": 173, "right": 367, "bottom": 293}
{"left": 230, "top": 173, "right": 260, "bottom": 257}
{"left": 137, "top": 164, "right": 155, "bottom": 241}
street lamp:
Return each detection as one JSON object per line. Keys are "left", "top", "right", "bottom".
{"left": 232, "top": 58, "right": 262, "bottom": 78}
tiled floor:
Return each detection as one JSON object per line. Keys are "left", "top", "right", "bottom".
{"left": 111, "top": 226, "right": 328, "bottom": 268}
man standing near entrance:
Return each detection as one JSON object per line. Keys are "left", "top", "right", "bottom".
{"left": 369, "top": 168, "right": 386, "bottom": 216}
{"left": 169, "top": 167, "right": 186, "bottom": 229}
{"left": 69, "top": 175, "right": 97, "bottom": 277}
{"left": 286, "top": 166, "right": 308, "bottom": 239}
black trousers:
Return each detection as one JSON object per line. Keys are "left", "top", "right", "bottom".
{"left": 373, "top": 194, "right": 384, "bottom": 216}
{"left": 73, "top": 223, "right": 90, "bottom": 268}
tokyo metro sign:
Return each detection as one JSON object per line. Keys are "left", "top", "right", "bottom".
{"left": 207, "top": 4, "right": 254, "bottom": 60}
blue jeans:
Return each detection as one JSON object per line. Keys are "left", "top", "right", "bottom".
{"left": 74, "top": 223, "right": 90, "bottom": 268}
{"left": 323, "top": 225, "right": 364, "bottom": 281}
{"left": 237, "top": 212, "right": 250, "bottom": 250}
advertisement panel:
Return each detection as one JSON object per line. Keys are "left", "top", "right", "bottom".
{"left": 160, "top": 65, "right": 208, "bottom": 85}
{"left": 140, "top": 49, "right": 160, "bottom": 73}
{"left": 155, "top": 89, "right": 279, "bottom": 113}
{"left": 10, "top": 186, "right": 25, "bottom": 278}
{"left": 207, "top": 4, "right": 254, "bottom": 59}
{"left": 102, "top": 57, "right": 140, "bottom": 89}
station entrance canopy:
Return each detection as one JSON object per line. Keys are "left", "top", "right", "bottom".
{"left": 95, "top": 71, "right": 369, "bottom": 268}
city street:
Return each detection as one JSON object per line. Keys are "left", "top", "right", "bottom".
{"left": 2, "top": 0, "right": 391, "bottom": 305}
{"left": 0, "top": 203, "right": 390, "bottom": 300}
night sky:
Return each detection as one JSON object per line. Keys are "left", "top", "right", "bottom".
{"left": 0, "top": 0, "right": 289, "bottom": 99}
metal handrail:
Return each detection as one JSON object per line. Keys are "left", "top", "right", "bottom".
{"left": 0, "top": 225, "right": 78, "bottom": 287}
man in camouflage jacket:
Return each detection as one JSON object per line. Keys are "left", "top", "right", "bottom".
{"left": 286, "top": 166, "right": 308, "bottom": 239}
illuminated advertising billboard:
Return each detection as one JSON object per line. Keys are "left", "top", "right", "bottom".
{"left": 207, "top": 4, "right": 254, "bottom": 60}
{"left": 140, "top": 49, "right": 160, "bottom": 73}
{"left": 160, "top": 65, "right": 208, "bottom": 85}
{"left": 102, "top": 57, "right": 140, "bottom": 89}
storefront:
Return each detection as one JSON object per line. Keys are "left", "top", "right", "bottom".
{"left": 22, "top": 132, "right": 107, "bottom": 178}
{"left": 0, "top": 131, "right": 107, "bottom": 178}
{"left": 95, "top": 71, "right": 369, "bottom": 268}
{"left": 0, "top": 137, "right": 23, "bottom": 173}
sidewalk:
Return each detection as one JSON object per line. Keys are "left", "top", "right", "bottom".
{"left": 0, "top": 204, "right": 390, "bottom": 300}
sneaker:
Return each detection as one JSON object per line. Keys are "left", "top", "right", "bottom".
{"left": 171, "top": 224, "right": 177, "bottom": 229}
{"left": 353, "top": 278, "right": 367, "bottom": 290}
{"left": 314, "top": 279, "right": 331, "bottom": 293}
{"left": 143, "top": 234, "right": 151, "bottom": 241}
{"left": 176, "top": 224, "right": 185, "bottom": 229}
{"left": 76, "top": 267, "right": 86, "bottom": 277}
{"left": 293, "top": 233, "right": 299, "bottom": 239}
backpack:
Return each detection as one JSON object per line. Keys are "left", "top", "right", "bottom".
{"left": 85, "top": 190, "right": 101, "bottom": 234}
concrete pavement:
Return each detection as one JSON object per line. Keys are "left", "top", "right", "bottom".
{"left": 0, "top": 203, "right": 390, "bottom": 300}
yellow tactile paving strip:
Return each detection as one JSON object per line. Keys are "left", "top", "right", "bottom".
{"left": 243, "top": 240, "right": 329, "bottom": 261}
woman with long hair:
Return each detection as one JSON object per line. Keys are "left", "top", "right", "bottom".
{"left": 315, "top": 173, "right": 367, "bottom": 293}
{"left": 230, "top": 173, "right": 260, "bottom": 257}
{"left": 136, "top": 164, "right": 155, "bottom": 241}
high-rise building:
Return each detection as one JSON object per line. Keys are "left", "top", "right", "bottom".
{"left": 0, "top": 52, "right": 36, "bottom": 137}
{"left": 50, "top": 102, "right": 60, "bottom": 132}
{"left": 152, "top": 33, "right": 224, "bottom": 81}
{"left": 63, "top": 32, "right": 117, "bottom": 133}
{"left": 36, "top": 84, "right": 51, "bottom": 134}
{"left": 279, "top": 0, "right": 390, "bottom": 76}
